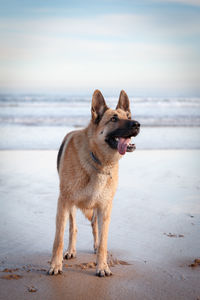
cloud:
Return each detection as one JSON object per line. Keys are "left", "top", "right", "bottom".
{"left": 1, "top": 35, "right": 198, "bottom": 90}
{"left": 0, "top": 13, "right": 200, "bottom": 94}
{"left": 1, "top": 12, "right": 200, "bottom": 40}
{"left": 155, "top": 0, "right": 200, "bottom": 6}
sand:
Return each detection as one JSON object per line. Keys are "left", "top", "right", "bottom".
{"left": 0, "top": 150, "right": 200, "bottom": 300}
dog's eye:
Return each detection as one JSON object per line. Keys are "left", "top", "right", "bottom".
{"left": 111, "top": 116, "right": 118, "bottom": 122}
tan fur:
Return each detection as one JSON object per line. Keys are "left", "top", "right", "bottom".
{"left": 48, "top": 90, "right": 138, "bottom": 277}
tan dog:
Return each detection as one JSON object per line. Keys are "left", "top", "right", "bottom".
{"left": 48, "top": 90, "right": 140, "bottom": 277}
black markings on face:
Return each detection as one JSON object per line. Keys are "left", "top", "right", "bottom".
{"left": 126, "top": 112, "right": 131, "bottom": 120}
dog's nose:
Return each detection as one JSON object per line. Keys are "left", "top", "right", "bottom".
{"left": 131, "top": 121, "right": 140, "bottom": 129}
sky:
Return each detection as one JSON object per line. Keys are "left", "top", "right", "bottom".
{"left": 0, "top": 0, "right": 200, "bottom": 96}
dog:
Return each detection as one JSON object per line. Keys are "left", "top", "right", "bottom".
{"left": 48, "top": 90, "right": 140, "bottom": 277}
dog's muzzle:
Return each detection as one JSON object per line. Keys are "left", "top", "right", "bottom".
{"left": 105, "top": 119, "right": 140, "bottom": 155}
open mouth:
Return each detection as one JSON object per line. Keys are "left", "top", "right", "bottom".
{"left": 105, "top": 120, "right": 140, "bottom": 155}
{"left": 116, "top": 137, "right": 135, "bottom": 154}
{"left": 105, "top": 135, "right": 137, "bottom": 155}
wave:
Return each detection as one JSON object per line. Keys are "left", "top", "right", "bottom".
{"left": 1, "top": 94, "right": 200, "bottom": 127}
{"left": 1, "top": 94, "right": 200, "bottom": 104}
{"left": 0, "top": 116, "right": 199, "bottom": 127}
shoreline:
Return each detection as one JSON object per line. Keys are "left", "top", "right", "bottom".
{"left": 1, "top": 126, "right": 200, "bottom": 150}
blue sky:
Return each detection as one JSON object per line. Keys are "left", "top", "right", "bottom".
{"left": 0, "top": 0, "right": 200, "bottom": 96}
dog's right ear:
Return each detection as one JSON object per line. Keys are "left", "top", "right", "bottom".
{"left": 91, "top": 90, "right": 108, "bottom": 124}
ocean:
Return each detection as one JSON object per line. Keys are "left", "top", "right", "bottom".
{"left": 0, "top": 94, "right": 200, "bottom": 150}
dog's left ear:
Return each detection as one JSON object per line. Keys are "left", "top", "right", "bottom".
{"left": 116, "top": 90, "right": 131, "bottom": 119}
{"left": 91, "top": 90, "right": 108, "bottom": 124}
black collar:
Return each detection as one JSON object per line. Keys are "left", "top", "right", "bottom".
{"left": 89, "top": 151, "right": 112, "bottom": 178}
{"left": 90, "top": 152, "right": 102, "bottom": 166}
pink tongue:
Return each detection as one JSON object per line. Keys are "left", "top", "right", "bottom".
{"left": 117, "top": 137, "right": 131, "bottom": 155}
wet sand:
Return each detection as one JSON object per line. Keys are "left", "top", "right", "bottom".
{"left": 0, "top": 150, "right": 200, "bottom": 300}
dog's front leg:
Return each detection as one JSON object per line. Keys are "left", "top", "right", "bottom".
{"left": 96, "top": 204, "right": 112, "bottom": 277}
{"left": 64, "top": 205, "right": 77, "bottom": 259}
{"left": 48, "top": 195, "right": 69, "bottom": 275}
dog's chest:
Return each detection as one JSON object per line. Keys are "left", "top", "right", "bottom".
{"left": 70, "top": 172, "right": 117, "bottom": 209}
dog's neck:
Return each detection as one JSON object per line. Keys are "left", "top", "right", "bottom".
{"left": 85, "top": 127, "right": 120, "bottom": 173}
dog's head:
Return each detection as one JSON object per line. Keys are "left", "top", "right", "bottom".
{"left": 90, "top": 90, "right": 140, "bottom": 156}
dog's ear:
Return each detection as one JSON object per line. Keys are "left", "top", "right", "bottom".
{"left": 91, "top": 90, "right": 108, "bottom": 124}
{"left": 116, "top": 90, "right": 131, "bottom": 119}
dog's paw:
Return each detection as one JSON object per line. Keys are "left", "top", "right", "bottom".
{"left": 96, "top": 264, "right": 112, "bottom": 277}
{"left": 48, "top": 262, "right": 63, "bottom": 275}
{"left": 64, "top": 249, "right": 76, "bottom": 260}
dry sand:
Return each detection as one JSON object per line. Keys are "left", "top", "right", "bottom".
{"left": 0, "top": 150, "right": 200, "bottom": 300}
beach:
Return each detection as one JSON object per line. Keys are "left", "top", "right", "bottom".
{"left": 1, "top": 0, "right": 200, "bottom": 297}
{"left": 0, "top": 94, "right": 200, "bottom": 299}
{"left": 0, "top": 149, "right": 200, "bottom": 300}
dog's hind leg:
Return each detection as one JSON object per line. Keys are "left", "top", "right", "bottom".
{"left": 48, "top": 195, "right": 69, "bottom": 275}
{"left": 64, "top": 205, "right": 77, "bottom": 259}
{"left": 82, "top": 208, "right": 99, "bottom": 253}
{"left": 91, "top": 209, "right": 99, "bottom": 254}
